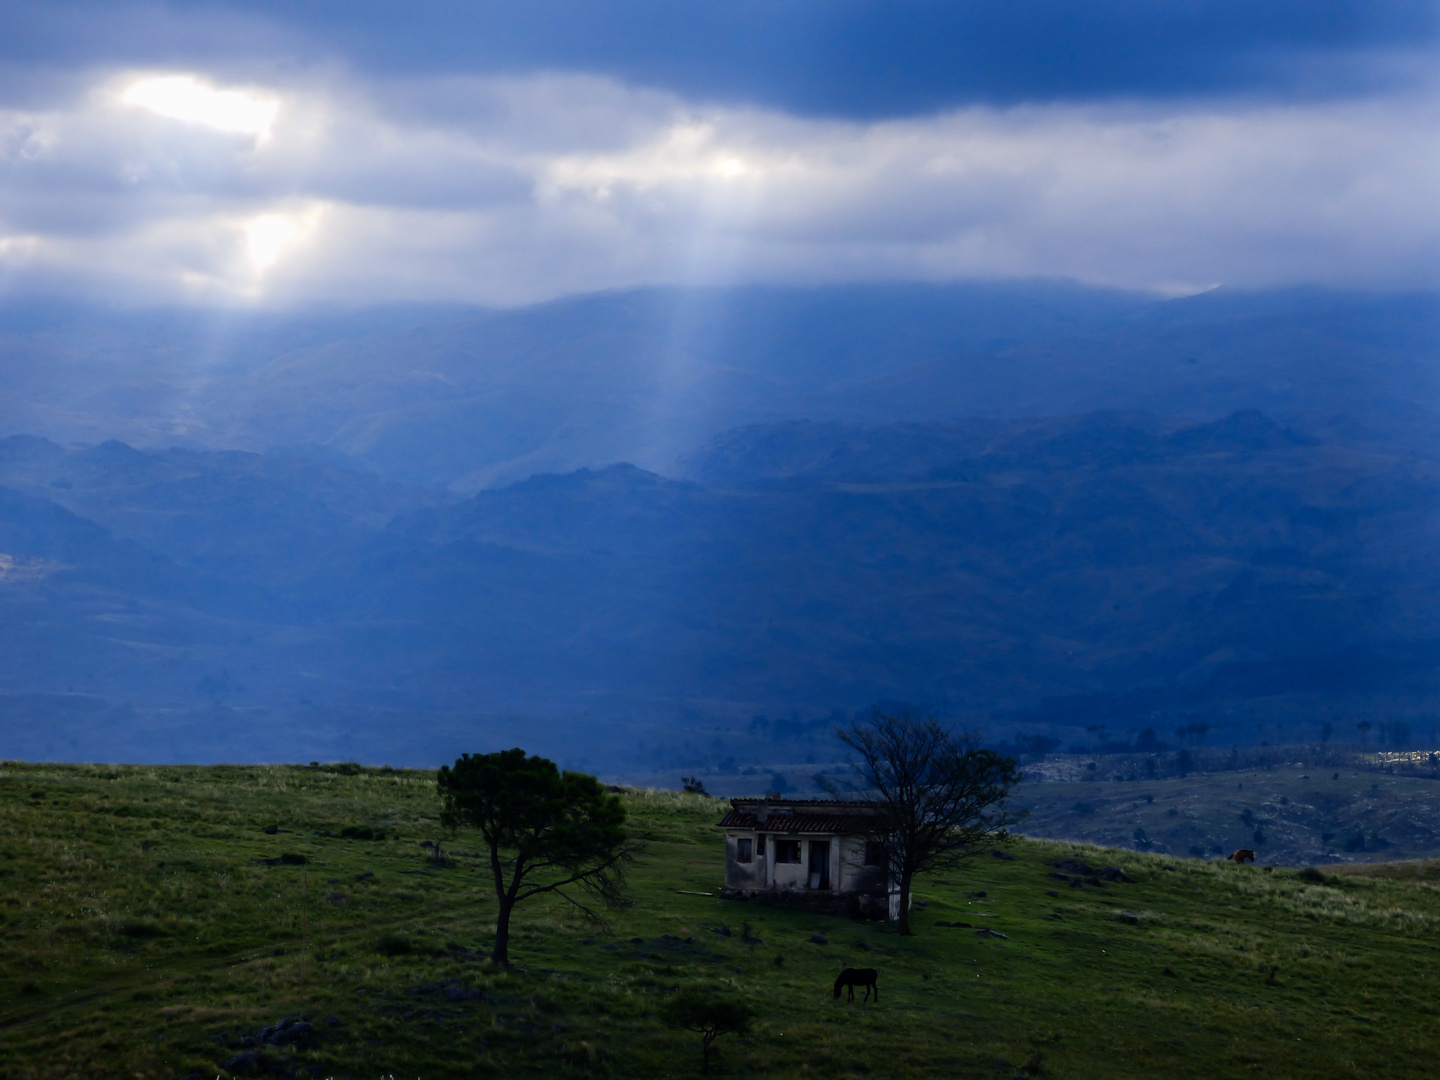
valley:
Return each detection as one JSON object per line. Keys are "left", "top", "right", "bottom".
{"left": 0, "top": 284, "right": 1437, "bottom": 769}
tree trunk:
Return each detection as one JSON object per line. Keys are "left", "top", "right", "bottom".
{"left": 488, "top": 838, "right": 515, "bottom": 967}
{"left": 492, "top": 893, "right": 514, "bottom": 967}
{"left": 897, "top": 871, "right": 913, "bottom": 935}
{"left": 491, "top": 844, "right": 517, "bottom": 968}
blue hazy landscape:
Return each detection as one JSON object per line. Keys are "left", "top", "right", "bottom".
{"left": 8, "top": 8, "right": 1440, "bottom": 1080}
{"left": 0, "top": 1, "right": 1436, "bottom": 773}
{"left": 0, "top": 284, "right": 1437, "bottom": 774}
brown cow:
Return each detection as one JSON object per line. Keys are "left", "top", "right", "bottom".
{"left": 1228, "top": 849, "right": 1257, "bottom": 864}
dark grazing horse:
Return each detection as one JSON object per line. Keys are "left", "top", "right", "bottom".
{"left": 833, "top": 968, "right": 879, "bottom": 1002}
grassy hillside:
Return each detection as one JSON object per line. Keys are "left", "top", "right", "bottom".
{"left": 632, "top": 752, "right": 1440, "bottom": 867}
{"left": 3, "top": 762, "right": 1439, "bottom": 1079}
{"left": 1010, "top": 759, "right": 1440, "bottom": 866}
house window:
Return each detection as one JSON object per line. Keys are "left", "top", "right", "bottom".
{"left": 756, "top": 835, "right": 766, "bottom": 857}
{"left": 736, "top": 838, "right": 753, "bottom": 864}
{"left": 864, "top": 841, "right": 885, "bottom": 867}
{"left": 774, "top": 839, "right": 802, "bottom": 863}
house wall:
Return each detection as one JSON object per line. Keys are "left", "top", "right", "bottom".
{"left": 724, "top": 832, "right": 767, "bottom": 891}
{"left": 771, "top": 835, "right": 809, "bottom": 891}
{"left": 838, "top": 837, "right": 887, "bottom": 894}
{"left": 724, "top": 828, "right": 891, "bottom": 899}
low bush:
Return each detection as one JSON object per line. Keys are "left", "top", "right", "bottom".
{"left": 340, "top": 826, "right": 386, "bottom": 841}
{"left": 117, "top": 918, "right": 163, "bottom": 938}
{"left": 375, "top": 932, "right": 413, "bottom": 957}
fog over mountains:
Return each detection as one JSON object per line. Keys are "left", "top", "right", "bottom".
{"left": 0, "top": 283, "right": 1436, "bottom": 771}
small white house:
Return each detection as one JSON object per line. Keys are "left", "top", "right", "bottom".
{"left": 716, "top": 794, "right": 900, "bottom": 920}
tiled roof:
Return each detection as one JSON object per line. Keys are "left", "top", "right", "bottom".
{"left": 729, "top": 798, "right": 886, "bottom": 808}
{"left": 717, "top": 808, "right": 876, "bottom": 834}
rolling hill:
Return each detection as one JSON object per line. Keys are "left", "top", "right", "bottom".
{"left": 1, "top": 406, "right": 1438, "bottom": 768}
{"left": 2, "top": 285, "right": 1435, "bottom": 492}
{"left": 1, "top": 761, "right": 1437, "bottom": 1079}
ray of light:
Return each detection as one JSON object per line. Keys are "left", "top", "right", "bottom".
{"left": 122, "top": 75, "right": 278, "bottom": 140}
{"left": 246, "top": 214, "right": 301, "bottom": 270}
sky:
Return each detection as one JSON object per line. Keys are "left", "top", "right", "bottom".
{"left": 0, "top": 1, "right": 1436, "bottom": 307}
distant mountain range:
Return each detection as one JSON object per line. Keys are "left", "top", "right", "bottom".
{"left": 1, "top": 406, "right": 1438, "bottom": 768}
{"left": 0, "top": 283, "right": 1436, "bottom": 769}
{"left": 3, "top": 284, "right": 1436, "bottom": 492}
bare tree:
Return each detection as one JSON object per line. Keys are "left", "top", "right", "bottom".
{"left": 828, "top": 710, "right": 1019, "bottom": 935}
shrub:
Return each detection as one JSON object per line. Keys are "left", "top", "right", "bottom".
{"left": 118, "top": 918, "right": 163, "bottom": 938}
{"left": 340, "top": 826, "right": 385, "bottom": 841}
{"left": 662, "top": 991, "right": 755, "bottom": 1074}
{"left": 375, "top": 932, "right": 413, "bottom": 957}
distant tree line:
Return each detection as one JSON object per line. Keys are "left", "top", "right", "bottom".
{"left": 1026, "top": 742, "right": 1440, "bottom": 784}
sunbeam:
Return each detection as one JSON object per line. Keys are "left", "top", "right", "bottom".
{"left": 121, "top": 74, "right": 279, "bottom": 141}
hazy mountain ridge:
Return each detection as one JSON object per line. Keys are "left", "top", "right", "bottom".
{"left": 681, "top": 410, "right": 1317, "bottom": 485}
{"left": 0, "top": 282, "right": 1436, "bottom": 766}
{"left": 4, "top": 284, "right": 1433, "bottom": 493}
{"left": 3, "top": 406, "right": 1437, "bottom": 766}
{"left": 0, "top": 435, "right": 441, "bottom": 592}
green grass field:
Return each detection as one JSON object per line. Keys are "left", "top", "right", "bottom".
{"left": 1010, "top": 761, "right": 1440, "bottom": 866}
{"left": 3, "top": 760, "right": 1439, "bottom": 1079}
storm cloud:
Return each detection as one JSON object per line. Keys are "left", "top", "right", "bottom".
{"left": 0, "top": 2, "right": 1435, "bottom": 306}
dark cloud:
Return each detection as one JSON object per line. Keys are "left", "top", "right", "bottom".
{"left": 0, "top": 6, "right": 1434, "bottom": 305}
{"left": 5, "top": 1, "right": 1436, "bottom": 117}
{"left": 4, "top": 72, "right": 1434, "bottom": 306}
